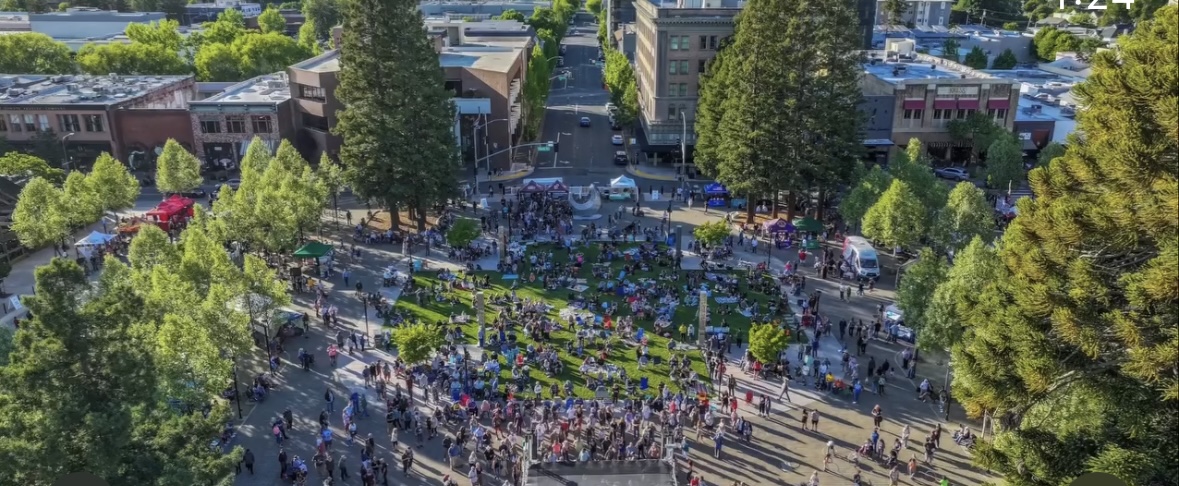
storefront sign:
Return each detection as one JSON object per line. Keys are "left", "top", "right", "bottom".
{"left": 936, "top": 86, "right": 980, "bottom": 97}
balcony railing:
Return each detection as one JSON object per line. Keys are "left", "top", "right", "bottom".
{"left": 509, "top": 101, "right": 522, "bottom": 134}
{"left": 509, "top": 78, "right": 522, "bottom": 105}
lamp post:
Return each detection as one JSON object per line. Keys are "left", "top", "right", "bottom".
{"left": 475, "top": 116, "right": 511, "bottom": 178}
{"left": 60, "top": 132, "right": 76, "bottom": 172}
{"left": 678, "top": 111, "right": 688, "bottom": 185}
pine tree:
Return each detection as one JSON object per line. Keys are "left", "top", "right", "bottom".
{"left": 334, "top": 0, "right": 460, "bottom": 231}
{"left": 694, "top": 0, "right": 863, "bottom": 221}
{"left": 949, "top": 8, "right": 1179, "bottom": 485}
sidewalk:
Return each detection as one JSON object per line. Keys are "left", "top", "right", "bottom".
{"left": 1, "top": 220, "right": 113, "bottom": 329}
{"left": 626, "top": 162, "right": 711, "bottom": 183}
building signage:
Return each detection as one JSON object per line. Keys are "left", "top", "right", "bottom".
{"left": 936, "top": 86, "right": 980, "bottom": 97}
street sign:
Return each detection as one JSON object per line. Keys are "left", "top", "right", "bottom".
{"left": 537, "top": 145, "right": 552, "bottom": 153}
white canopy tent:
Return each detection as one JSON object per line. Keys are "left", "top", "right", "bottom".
{"left": 75, "top": 231, "right": 116, "bottom": 247}
{"left": 607, "top": 175, "right": 637, "bottom": 201}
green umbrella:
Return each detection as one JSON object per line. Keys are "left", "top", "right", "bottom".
{"left": 793, "top": 217, "right": 823, "bottom": 233}
{"left": 803, "top": 239, "right": 821, "bottom": 250}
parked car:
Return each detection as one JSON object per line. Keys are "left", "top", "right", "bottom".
{"left": 613, "top": 151, "right": 629, "bottom": 166}
{"left": 605, "top": 102, "right": 617, "bottom": 113}
{"left": 579, "top": 117, "right": 591, "bottom": 127}
{"left": 611, "top": 120, "right": 621, "bottom": 130}
{"left": 167, "top": 189, "right": 208, "bottom": 199}
{"left": 934, "top": 167, "right": 969, "bottom": 181}
{"left": 611, "top": 134, "right": 624, "bottom": 145}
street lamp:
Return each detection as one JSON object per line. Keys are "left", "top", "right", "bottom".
{"left": 475, "top": 116, "right": 511, "bottom": 178}
{"left": 678, "top": 111, "right": 688, "bottom": 184}
{"left": 60, "top": 132, "right": 76, "bottom": 172}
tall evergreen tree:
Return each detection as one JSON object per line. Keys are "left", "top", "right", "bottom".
{"left": 950, "top": 8, "right": 1179, "bottom": 485}
{"left": 693, "top": 0, "right": 863, "bottom": 221}
{"left": 334, "top": 0, "right": 460, "bottom": 230}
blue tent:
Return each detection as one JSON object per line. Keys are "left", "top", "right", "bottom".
{"left": 704, "top": 183, "right": 728, "bottom": 195}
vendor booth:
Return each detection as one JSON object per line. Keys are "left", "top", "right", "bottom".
{"left": 704, "top": 183, "right": 729, "bottom": 208}
{"left": 792, "top": 216, "right": 824, "bottom": 234}
{"left": 547, "top": 180, "right": 569, "bottom": 196}
{"left": 145, "top": 195, "right": 195, "bottom": 231}
{"left": 518, "top": 180, "right": 545, "bottom": 195}
{"left": 884, "top": 304, "right": 916, "bottom": 344}
{"left": 608, "top": 175, "right": 637, "bottom": 201}
{"left": 520, "top": 178, "right": 567, "bottom": 199}
{"left": 293, "top": 241, "right": 334, "bottom": 271}
{"left": 763, "top": 218, "right": 791, "bottom": 234}
{"left": 75, "top": 231, "right": 116, "bottom": 247}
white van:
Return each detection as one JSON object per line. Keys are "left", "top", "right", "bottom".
{"left": 842, "top": 236, "right": 880, "bottom": 280}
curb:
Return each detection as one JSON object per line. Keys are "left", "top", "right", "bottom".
{"left": 625, "top": 165, "right": 678, "bottom": 181}
{"left": 485, "top": 166, "right": 536, "bottom": 182}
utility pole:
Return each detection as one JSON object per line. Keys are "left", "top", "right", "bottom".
{"left": 605, "top": 0, "right": 612, "bottom": 49}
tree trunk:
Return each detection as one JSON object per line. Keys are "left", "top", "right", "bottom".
{"left": 771, "top": 192, "right": 780, "bottom": 218}
{"left": 785, "top": 192, "right": 796, "bottom": 221}
{"left": 745, "top": 194, "right": 755, "bottom": 223}
{"left": 816, "top": 187, "right": 827, "bottom": 221}
{"left": 389, "top": 203, "right": 402, "bottom": 231}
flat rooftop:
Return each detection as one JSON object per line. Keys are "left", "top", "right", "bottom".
{"left": 0, "top": 74, "right": 190, "bottom": 106}
{"left": 646, "top": 0, "right": 744, "bottom": 8}
{"left": 29, "top": 9, "right": 164, "bottom": 21}
{"left": 439, "top": 45, "right": 520, "bottom": 73}
{"left": 291, "top": 49, "right": 340, "bottom": 73}
{"left": 863, "top": 51, "right": 998, "bottom": 85}
{"left": 193, "top": 73, "right": 289, "bottom": 105}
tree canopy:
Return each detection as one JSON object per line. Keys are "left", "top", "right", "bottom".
{"left": 984, "top": 134, "right": 1024, "bottom": 191}
{"left": 862, "top": 179, "right": 926, "bottom": 252}
{"left": 932, "top": 181, "right": 993, "bottom": 253}
{"left": 748, "top": 322, "right": 790, "bottom": 364}
{"left": 693, "top": 220, "right": 731, "bottom": 248}
{"left": 155, "top": 139, "right": 204, "bottom": 194}
{"left": 895, "top": 247, "right": 949, "bottom": 351}
{"left": 963, "top": 46, "right": 989, "bottom": 69}
{"left": 948, "top": 8, "right": 1179, "bottom": 485}
{"left": 694, "top": 0, "right": 863, "bottom": 220}
{"left": 0, "top": 33, "right": 74, "bottom": 74}
{"left": 392, "top": 323, "right": 446, "bottom": 364}
{"left": 839, "top": 164, "right": 893, "bottom": 232}
{"left": 990, "top": 48, "right": 1017, "bottom": 69}
{"left": 334, "top": 0, "right": 461, "bottom": 231}
{"left": 0, "top": 153, "right": 65, "bottom": 184}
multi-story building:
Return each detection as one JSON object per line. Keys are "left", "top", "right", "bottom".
{"left": 290, "top": 21, "right": 534, "bottom": 170}
{"left": 287, "top": 51, "right": 343, "bottom": 163}
{"left": 632, "top": 0, "right": 876, "bottom": 164}
{"left": 0, "top": 73, "right": 196, "bottom": 169}
{"left": 860, "top": 41, "right": 1020, "bottom": 161}
{"left": 874, "top": 0, "right": 951, "bottom": 28}
{"left": 184, "top": 0, "right": 262, "bottom": 25}
{"left": 418, "top": 0, "right": 553, "bottom": 21}
{"left": 188, "top": 73, "right": 297, "bottom": 165}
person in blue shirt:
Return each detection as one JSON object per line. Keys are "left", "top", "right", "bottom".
{"left": 853, "top": 380, "right": 863, "bottom": 404}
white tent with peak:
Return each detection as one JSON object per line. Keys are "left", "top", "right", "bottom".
{"left": 607, "top": 175, "right": 637, "bottom": 200}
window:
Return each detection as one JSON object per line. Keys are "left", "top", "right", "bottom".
{"left": 678, "top": 83, "right": 688, "bottom": 96}
{"left": 252, "top": 115, "right": 273, "bottom": 134}
{"left": 699, "top": 35, "right": 707, "bottom": 50}
{"left": 226, "top": 116, "right": 246, "bottom": 134}
{"left": 667, "top": 103, "right": 677, "bottom": 119}
{"left": 58, "top": 114, "right": 81, "bottom": 133}
{"left": 709, "top": 35, "right": 718, "bottom": 50}
{"left": 955, "top": 109, "right": 966, "bottom": 119}
{"left": 669, "top": 61, "right": 678, "bottom": 75}
{"left": 0, "top": 117, "right": 5, "bottom": 131}
{"left": 23, "top": 114, "right": 35, "bottom": 132}
{"left": 199, "top": 119, "right": 221, "bottom": 134}
{"left": 670, "top": 36, "right": 680, "bottom": 50}
{"left": 83, "top": 114, "right": 104, "bottom": 132}
{"left": 37, "top": 115, "right": 49, "bottom": 131}
{"left": 679, "top": 60, "right": 689, "bottom": 75}
{"left": 988, "top": 108, "right": 1008, "bottom": 121}
{"left": 903, "top": 109, "right": 923, "bottom": 120}
{"left": 300, "top": 85, "right": 326, "bottom": 100}
{"left": 698, "top": 60, "right": 707, "bottom": 73}
{"left": 933, "top": 109, "right": 949, "bottom": 120}
{"left": 8, "top": 115, "right": 19, "bottom": 132}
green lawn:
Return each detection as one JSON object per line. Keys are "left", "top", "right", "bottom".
{"left": 391, "top": 241, "right": 794, "bottom": 398}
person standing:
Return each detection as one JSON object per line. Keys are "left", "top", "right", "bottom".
{"left": 778, "top": 379, "right": 791, "bottom": 402}
{"left": 277, "top": 448, "right": 288, "bottom": 478}
{"left": 809, "top": 410, "right": 820, "bottom": 433}
{"left": 325, "top": 388, "right": 336, "bottom": 413}
{"left": 889, "top": 465, "right": 901, "bottom": 486}
{"left": 338, "top": 454, "right": 350, "bottom": 481}
{"left": 712, "top": 429, "right": 724, "bottom": 459}
{"left": 242, "top": 448, "right": 255, "bottom": 475}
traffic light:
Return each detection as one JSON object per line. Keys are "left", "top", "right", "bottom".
{"left": 552, "top": 141, "right": 560, "bottom": 153}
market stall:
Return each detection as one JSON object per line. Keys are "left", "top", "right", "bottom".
{"left": 75, "top": 230, "right": 116, "bottom": 247}
{"left": 704, "top": 183, "right": 729, "bottom": 208}
{"left": 792, "top": 216, "right": 824, "bottom": 234}
{"left": 607, "top": 175, "right": 637, "bottom": 201}
{"left": 518, "top": 180, "right": 545, "bottom": 196}
{"left": 546, "top": 180, "right": 570, "bottom": 197}
{"left": 145, "top": 195, "right": 195, "bottom": 231}
{"left": 293, "top": 242, "right": 334, "bottom": 276}
{"left": 763, "top": 218, "right": 791, "bottom": 234}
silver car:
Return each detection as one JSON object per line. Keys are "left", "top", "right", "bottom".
{"left": 935, "top": 167, "right": 969, "bottom": 181}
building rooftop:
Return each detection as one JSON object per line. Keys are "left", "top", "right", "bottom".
{"left": 29, "top": 9, "right": 165, "bottom": 22}
{"left": 187, "top": 0, "right": 261, "bottom": 7}
{"left": 0, "top": 74, "right": 190, "bottom": 106}
{"left": 439, "top": 45, "right": 520, "bottom": 73}
{"left": 646, "top": 0, "right": 745, "bottom": 8}
{"left": 863, "top": 51, "right": 998, "bottom": 85}
{"left": 193, "top": 73, "right": 290, "bottom": 105}
{"left": 291, "top": 49, "right": 340, "bottom": 73}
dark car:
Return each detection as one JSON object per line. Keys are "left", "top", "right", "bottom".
{"left": 613, "top": 151, "right": 629, "bottom": 166}
{"left": 167, "top": 189, "right": 208, "bottom": 198}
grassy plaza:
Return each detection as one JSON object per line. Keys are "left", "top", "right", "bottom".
{"left": 391, "top": 241, "right": 796, "bottom": 398}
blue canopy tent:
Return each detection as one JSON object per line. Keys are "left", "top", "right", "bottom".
{"left": 703, "top": 183, "right": 728, "bottom": 195}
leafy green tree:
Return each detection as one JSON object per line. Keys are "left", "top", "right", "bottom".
{"left": 1001, "top": 21, "right": 1020, "bottom": 30}
{"left": 881, "top": 0, "right": 909, "bottom": 27}
{"left": 862, "top": 179, "right": 926, "bottom": 252}
{"left": 317, "top": 153, "right": 345, "bottom": 220}
{"left": 941, "top": 38, "right": 960, "bottom": 61}
{"left": 602, "top": 48, "right": 635, "bottom": 111}
{"left": 233, "top": 32, "right": 314, "bottom": 79}
{"left": 692, "top": 220, "right": 730, "bottom": 248}
{"left": 1036, "top": 141, "right": 1065, "bottom": 168}
{"left": 56, "top": 2, "right": 67, "bottom": 11}
{"left": 194, "top": 42, "right": 244, "bottom": 81}
{"left": 259, "top": 6, "right": 287, "bottom": 33}
{"left": 0, "top": 153, "right": 65, "bottom": 184}
{"left": 891, "top": 139, "right": 948, "bottom": 225}
{"left": 11, "top": 178, "right": 69, "bottom": 251}
{"left": 522, "top": 44, "right": 552, "bottom": 139}
{"left": 527, "top": 7, "right": 568, "bottom": 41}
{"left": 87, "top": 152, "right": 141, "bottom": 216}
{"left": 0, "top": 327, "right": 11, "bottom": 366}
{"left": 950, "top": 10, "right": 1179, "bottom": 485}
{"left": 990, "top": 48, "right": 1017, "bottom": 69}
{"left": 1098, "top": 1, "right": 1132, "bottom": 25}
{"left": 948, "top": 112, "right": 1004, "bottom": 164}
{"left": 0, "top": 33, "right": 75, "bottom": 74}
{"left": 585, "top": 0, "right": 601, "bottom": 16}
{"left": 496, "top": 9, "right": 526, "bottom": 21}
{"left": 984, "top": 135, "right": 1024, "bottom": 191}
{"left": 1067, "top": 12, "right": 1095, "bottom": 27}
{"left": 76, "top": 42, "right": 191, "bottom": 76}
{"left": 963, "top": 45, "right": 988, "bottom": 69}
{"left": 61, "top": 171, "right": 102, "bottom": 229}
{"left": 334, "top": 0, "right": 461, "bottom": 231}
{"left": 923, "top": 236, "right": 1000, "bottom": 353}
{"left": 895, "top": 247, "right": 949, "bottom": 351}
{"left": 203, "top": 8, "right": 246, "bottom": 44}
{"left": 298, "top": 18, "right": 322, "bottom": 54}
{"left": 392, "top": 323, "right": 446, "bottom": 364}
{"left": 839, "top": 164, "right": 893, "bottom": 232}
{"left": 748, "top": 322, "right": 790, "bottom": 364}
{"left": 1129, "top": 0, "right": 1168, "bottom": 21}
{"left": 446, "top": 218, "right": 481, "bottom": 248}
{"left": 302, "top": 0, "right": 341, "bottom": 42}
{"left": 155, "top": 139, "right": 204, "bottom": 194}
{"left": 694, "top": 36, "right": 733, "bottom": 179}
{"left": 932, "top": 181, "right": 993, "bottom": 252}
{"left": 125, "top": 19, "right": 184, "bottom": 52}
{"left": 694, "top": 0, "right": 863, "bottom": 222}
